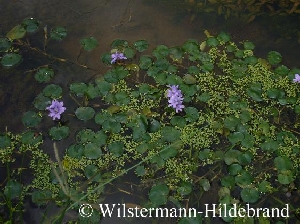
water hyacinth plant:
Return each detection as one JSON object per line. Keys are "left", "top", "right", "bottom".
{"left": 1, "top": 19, "right": 300, "bottom": 223}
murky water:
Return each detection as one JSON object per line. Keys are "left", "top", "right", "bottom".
{"left": 1, "top": 0, "right": 300, "bottom": 223}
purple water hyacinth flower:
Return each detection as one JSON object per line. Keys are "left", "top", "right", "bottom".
{"left": 167, "top": 85, "right": 185, "bottom": 113}
{"left": 293, "top": 74, "right": 300, "bottom": 83}
{"left": 111, "top": 52, "right": 127, "bottom": 64}
{"left": 46, "top": 100, "right": 66, "bottom": 120}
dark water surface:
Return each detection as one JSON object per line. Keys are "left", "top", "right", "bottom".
{"left": 1, "top": 0, "right": 300, "bottom": 223}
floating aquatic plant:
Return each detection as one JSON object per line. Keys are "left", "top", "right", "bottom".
{"left": 46, "top": 99, "right": 66, "bottom": 120}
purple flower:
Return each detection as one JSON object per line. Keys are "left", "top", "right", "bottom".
{"left": 46, "top": 100, "right": 66, "bottom": 120}
{"left": 293, "top": 74, "right": 300, "bottom": 83}
{"left": 167, "top": 85, "right": 185, "bottom": 113}
{"left": 111, "top": 52, "right": 127, "bottom": 64}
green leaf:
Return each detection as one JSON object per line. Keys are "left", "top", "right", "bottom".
{"left": 260, "top": 139, "right": 279, "bottom": 152}
{"left": 152, "top": 45, "right": 169, "bottom": 58}
{"left": 258, "top": 180, "right": 272, "bottom": 193}
{"left": 1, "top": 53, "right": 22, "bottom": 67}
{"left": 134, "top": 40, "right": 149, "bottom": 52}
{"left": 50, "top": 27, "right": 67, "bottom": 41}
{"left": 115, "top": 91, "right": 130, "bottom": 105}
{"left": 84, "top": 143, "right": 102, "bottom": 159}
{"left": 224, "top": 150, "right": 242, "bottom": 165}
{"left": 241, "top": 187, "right": 259, "bottom": 203}
{"left": 135, "top": 165, "right": 146, "bottom": 176}
{"left": 0, "top": 37, "right": 12, "bottom": 52}
{"left": 278, "top": 170, "right": 295, "bottom": 185}
{"left": 178, "top": 181, "right": 193, "bottom": 195}
{"left": 235, "top": 170, "right": 253, "bottom": 187}
{"left": 80, "top": 36, "right": 98, "bottom": 51}
{"left": 96, "top": 79, "right": 112, "bottom": 96}
{"left": 32, "top": 190, "right": 52, "bottom": 206}
{"left": 110, "top": 39, "right": 128, "bottom": 48}
{"left": 108, "top": 141, "right": 124, "bottom": 157}
{"left": 169, "top": 46, "right": 184, "bottom": 62}
{"left": 149, "top": 184, "right": 169, "bottom": 206}
{"left": 221, "top": 176, "right": 235, "bottom": 188}
{"left": 21, "top": 131, "right": 42, "bottom": 145}
{"left": 267, "top": 51, "right": 282, "bottom": 65}
{"left": 84, "top": 164, "right": 101, "bottom": 182}
{"left": 34, "top": 93, "right": 51, "bottom": 110}
{"left": 22, "top": 18, "right": 40, "bottom": 33}
{"left": 160, "top": 143, "right": 179, "bottom": 160}
{"left": 35, "top": 67, "right": 54, "bottom": 82}
{"left": 4, "top": 179, "right": 22, "bottom": 199}
{"left": 274, "top": 65, "right": 289, "bottom": 76}
{"left": 161, "top": 126, "right": 180, "bottom": 142}
{"left": 243, "top": 41, "right": 255, "bottom": 50}
{"left": 43, "top": 84, "right": 62, "bottom": 98}
{"left": 228, "top": 164, "right": 242, "bottom": 176}
{"left": 69, "top": 82, "right": 88, "bottom": 96}
{"left": 49, "top": 126, "right": 69, "bottom": 140}
{"left": 67, "top": 144, "right": 84, "bottom": 159}
{"left": 139, "top": 55, "right": 152, "bottom": 69}
{"left": 136, "top": 142, "right": 150, "bottom": 154}
{"left": 197, "top": 92, "right": 210, "bottom": 102}
{"left": 266, "top": 88, "right": 285, "bottom": 99}
{"left": 183, "top": 74, "right": 197, "bottom": 84}
{"left": 22, "top": 111, "right": 41, "bottom": 127}
{"left": 148, "top": 119, "right": 161, "bottom": 133}
{"left": 217, "top": 32, "right": 231, "bottom": 42}
{"left": 75, "top": 107, "right": 95, "bottom": 121}
{"left": 274, "top": 156, "right": 293, "bottom": 171}
{"left": 182, "top": 39, "right": 199, "bottom": 54}
{"left": 124, "top": 47, "right": 135, "bottom": 58}
{"left": 199, "top": 179, "right": 210, "bottom": 191}
{"left": 6, "top": 25, "right": 26, "bottom": 40}
{"left": 184, "top": 107, "right": 199, "bottom": 122}
{"left": 0, "top": 134, "right": 11, "bottom": 148}
{"left": 170, "top": 116, "right": 186, "bottom": 128}
{"left": 223, "top": 116, "right": 241, "bottom": 131}
{"left": 247, "top": 82, "right": 263, "bottom": 101}
{"left": 206, "top": 37, "right": 219, "bottom": 47}
{"left": 228, "top": 132, "right": 244, "bottom": 145}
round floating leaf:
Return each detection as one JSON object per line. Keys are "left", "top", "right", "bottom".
{"left": 178, "top": 181, "right": 193, "bottom": 195}
{"left": 160, "top": 143, "right": 179, "bottom": 160}
{"left": 84, "top": 164, "right": 101, "bottom": 182}
{"left": 223, "top": 116, "right": 241, "bottom": 131}
{"left": 43, "top": 84, "right": 62, "bottom": 98}
{"left": 258, "top": 180, "right": 272, "bottom": 193}
{"left": 50, "top": 27, "right": 67, "bottom": 41}
{"left": 224, "top": 150, "right": 242, "bottom": 165}
{"left": 161, "top": 126, "right": 180, "bottom": 142}
{"left": 96, "top": 79, "right": 112, "bottom": 96}
{"left": 135, "top": 165, "right": 146, "bottom": 176}
{"left": 4, "top": 179, "right": 22, "bottom": 199}
{"left": 6, "top": 25, "right": 26, "bottom": 40}
{"left": 22, "top": 111, "right": 41, "bottom": 127}
{"left": 199, "top": 179, "right": 210, "bottom": 191}
{"left": 0, "top": 37, "right": 12, "bottom": 52}
{"left": 235, "top": 171, "right": 253, "bottom": 187}
{"left": 152, "top": 45, "right": 169, "bottom": 58}
{"left": 22, "top": 18, "right": 40, "bottom": 33}
{"left": 136, "top": 142, "right": 149, "bottom": 154}
{"left": 229, "top": 164, "right": 242, "bottom": 176}
{"left": 243, "top": 41, "right": 255, "bottom": 50}
{"left": 228, "top": 132, "right": 244, "bottom": 145}
{"left": 75, "top": 107, "right": 95, "bottom": 121}
{"left": 49, "top": 126, "right": 69, "bottom": 140}
{"left": 1, "top": 53, "right": 22, "bottom": 67}
{"left": 84, "top": 143, "right": 102, "bottom": 159}
{"left": 169, "top": 47, "right": 184, "bottom": 62}
{"left": 69, "top": 82, "right": 87, "bottom": 96}
{"left": 34, "top": 93, "right": 51, "bottom": 110}
{"left": 278, "top": 170, "right": 295, "bottom": 185}
{"left": 260, "top": 139, "right": 279, "bottom": 152}
{"left": 182, "top": 40, "right": 199, "bottom": 54}
{"left": 35, "top": 67, "right": 54, "bottom": 82}
{"left": 267, "top": 51, "right": 282, "bottom": 65}
{"left": 149, "top": 184, "right": 169, "bottom": 206}
{"left": 21, "top": 131, "right": 42, "bottom": 145}
{"left": 76, "top": 129, "right": 94, "bottom": 143}
{"left": 217, "top": 32, "right": 231, "bottom": 42}
{"left": 139, "top": 56, "right": 152, "bottom": 69}
{"left": 32, "top": 190, "right": 52, "bottom": 206}
{"left": 170, "top": 116, "right": 186, "bottom": 128}
{"left": 183, "top": 74, "right": 197, "bottom": 84}
{"left": 115, "top": 91, "right": 130, "bottom": 105}
{"left": 0, "top": 134, "right": 11, "bottom": 148}
{"left": 241, "top": 187, "right": 259, "bottom": 203}
{"left": 133, "top": 40, "right": 149, "bottom": 52}
{"left": 124, "top": 47, "right": 135, "bottom": 58}
{"left": 80, "top": 36, "right": 98, "bottom": 51}
{"left": 67, "top": 144, "right": 84, "bottom": 159}
{"left": 274, "top": 156, "right": 293, "bottom": 171}
{"left": 148, "top": 119, "right": 161, "bottom": 133}
{"left": 206, "top": 37, "right": 219, "bottom": 47}
{"left": 275, "top": 65, "right": 289, "bottom": 76}
{"left": 108, "top": 141, "right": 124, "bottom": 157}
{"left": 221, "top": 176, "right": 235, "bottom": 188}
{"left": 247, "top": 82, "right": 263, "bottom": 102}
{"left": 110, "top": 39, "right": 128, "bottom": 48}
{"left": 101, "top": 53, "right": 111, "bottom": 64}
{"left": 184, "top": 107, "right": 199, "bottom": 123}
